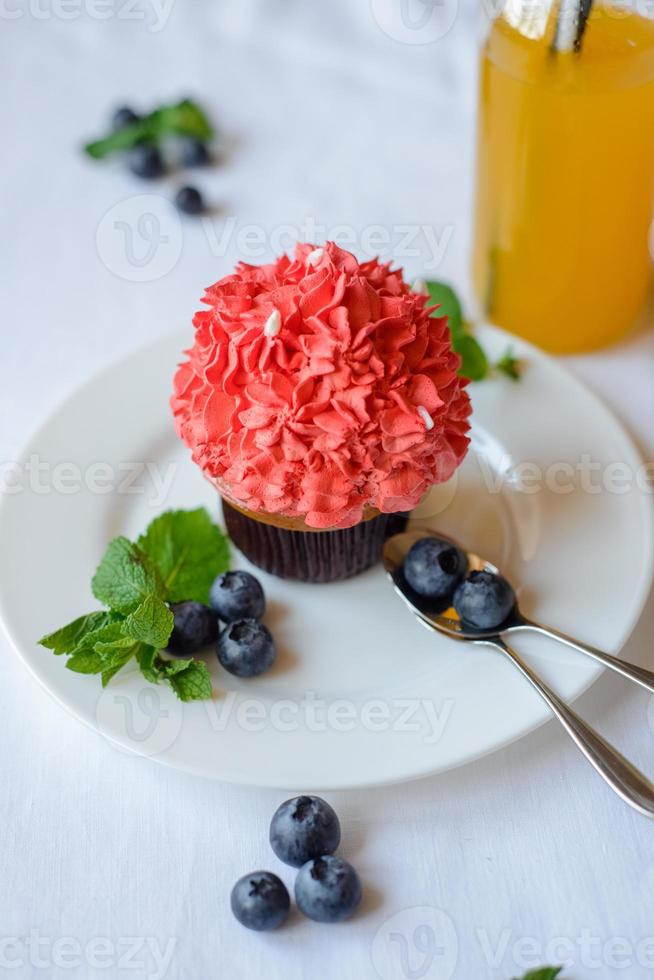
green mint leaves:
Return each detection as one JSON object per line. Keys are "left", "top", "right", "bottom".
{"left": 514, "top": 969, "right": 563, "bottom": 980}
{"left": 425, "top": 280, "right": 522, "bottom": 383}
{"left": 137, "top": 507, "right": 230, "bottom": 605}
{"left": 39, "top": 508, "right": 230, "bottom": 701}
{"left": 494, "top": 346, "right": 522, "bottom": 381}
{"left": 84, "top": 98, "right": 213, "bottom": 160}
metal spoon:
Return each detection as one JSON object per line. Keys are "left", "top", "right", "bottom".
{"left": 383, "top": 528, "right": 654, "bottom": 819}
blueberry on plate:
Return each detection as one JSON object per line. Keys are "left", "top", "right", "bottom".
{"left": 127, "top": 142, "right": 164, "bottom": 179}
{"left": 175, "top": 185, "right": 205, "bottom": 215}
{"left": 270, "top": 796, "right": 341, "bottom": 868}
{"left": 403, "top": 536, "right": 467, "bottom": 601}
{"left": 231, "top": 871, "right": 290, "bottom": 931}
{"left": 167, "top": 601, "right": 219, "bottom": 656}
{"left": 453, "top": 569, "right": 516, "bottom": 630}
{"left": 210, "top": 570, "right": 266, "bottom": 622}
{"left": 179, "top": 136, "right": 210, "bottom": 167}
{"left": 295, "top": 856, "right": 362, "bottom": 923}
{"left": 217, "top": 619, "right": 276, "bottom": 678}
{"left": 112, "top": 105, "right": 140, "bottom": 131}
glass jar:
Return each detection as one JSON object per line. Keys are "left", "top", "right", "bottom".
{"left": 471, "top": 0, "right": 654, "bottom": 353}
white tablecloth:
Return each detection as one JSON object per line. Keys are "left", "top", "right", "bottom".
{"left": 2, "top": 1, "right": 654, "bottom": 977}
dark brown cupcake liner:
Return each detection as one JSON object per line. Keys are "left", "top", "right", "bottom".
{"left": 221, "top": 498, "right": 408, "bottom": 583}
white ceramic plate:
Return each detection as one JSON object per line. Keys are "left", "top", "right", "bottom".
{"left": 1, "top": 325, "right": 652, "bottom": 789}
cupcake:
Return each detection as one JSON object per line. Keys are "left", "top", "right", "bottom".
{"left": 171, "top": 242, "right": 471, "bottom": 582}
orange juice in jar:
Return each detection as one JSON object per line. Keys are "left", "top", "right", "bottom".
{"left": 471, "top": 0, "right": 654, "bottom": 353}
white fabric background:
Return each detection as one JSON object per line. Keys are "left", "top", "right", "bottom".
{"left": 2, "top": 1, "right": 654, "bottom": 978}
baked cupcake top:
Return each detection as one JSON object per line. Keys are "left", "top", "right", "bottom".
{"left": 171, "top": 242, "right": 471, "bottom": 529}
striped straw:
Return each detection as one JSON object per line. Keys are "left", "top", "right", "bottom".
{"left": 552, "top": 0, "right": 593, "bottom": 52}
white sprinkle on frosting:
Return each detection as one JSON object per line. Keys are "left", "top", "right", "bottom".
{"left": 307, "top": 247, "right": 325, "bottom": 267}
{"left": 417, "top": 405, "right": 434, "bottom": 431}
{"left": 264, "top": 310, "right": 281, "bottom": 337}
{"left": 412, "top": 278, "right": 429, "bottom": 295}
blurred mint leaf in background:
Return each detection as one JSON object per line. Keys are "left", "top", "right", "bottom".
{"left": 425, "top": 279, "right": 522, "bottom": 383}
{"left": 454, "top": 332, "right": 489, "bottom": 382}
{"left": 495, "top": 345, "right": 522, "bottom": 381}
{"left": 85, "top": 98, "right": 213, "bottom": 159}
{"left": 513, "top": 968, "right": 563, "bottom": 980}
{"left": 425, "top": 280, "right": 463, "bottom": 336}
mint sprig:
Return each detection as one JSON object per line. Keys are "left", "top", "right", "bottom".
{"left": 39, "top": 508, "right": 230, "bottom": 701}
{"left": 513, "top": 969, "right": 563, "bottom": 980}
{"left": 425, "top": 280, "right": 522, "bottom": 383}
{"left": 84, "top": 98, "right": 213, "bottom": 160}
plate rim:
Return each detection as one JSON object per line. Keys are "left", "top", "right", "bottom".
{"left": 1, "top": 323, "right": 652, "bottom": 789}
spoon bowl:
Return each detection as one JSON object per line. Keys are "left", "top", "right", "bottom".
{"left": 383, "top": 528, "right": 521, "bottom": 642}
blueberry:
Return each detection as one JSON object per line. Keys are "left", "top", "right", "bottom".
{"left": 403, "top": 536, "right": 468, "bottom": 600}
{"left": 453, "top": 569, "right": 516, "bottom": 630}
{"left": 295, "top": 856, "right": 362, "bottom": 923}
{"left": 179, "top": 136, "right": 210, "bottom": 167}
{"left": 210, "top": 570, "right": 266, "bottom": 622}
{"left": 127, "top": 142, "right": 164, "bottom": 179}
{"left": 175, "top": 185, "right": 205, "bottom": 215}
{"left": 230, "top": 871, "right": 290, "bottom": 931}
{"left": 167, "top": 601, "right": 219, "bottom": 656}
{"left": 270, "top": 796, "right": 341, "bottom": 868}
{"left": 112, "top": 105, "right": 140, "bottom": 131}
{"left": 217, "top": 619, "right": 276, "bottom": 677}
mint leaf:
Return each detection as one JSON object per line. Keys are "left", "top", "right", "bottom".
{"left": 135, "top": 644, "right": 159, "bottom": 684}
{"left": 85, "top": 99, "right": 213, "bottom": 159}
{"left": 133, "top": 644, "right": 213, "bottom": 702}
{"left": 102, "top": 662, "right": 129, "bottom": 688}
{"left": 137, "top": 508, "right": 230, "bottom": 604}
{"left": 495, "top": 345, "right": 522, "bottom": 381}
{"left": 66, "top": 651, "right": 107, "bottom": 674}
{"left": 66, "top": 633, "right": 135, "bottom": 683}
{"left": 425, "top": 281, "right": 463, "bottom": 336}
{"left": 135, "top": 647, "right": 213, "bottom": 702}
{"left": 39, "top": 611, "right": 111, "bottom": 654}
{"left": 99, "top": 646, "right": 135, "bottom": 676}
{"left": 454, "top": 333, "right": 489, "bottom": 382}
{"left": 165, "top": 659, "right": 213, "bottom": 702}
{"left": 148, "top": 99, "right": 213, "bottom": 141}
{"left": 93, "top": 634, "right": 137, "bottom": 656}
{"left": 514, "top": 969, "right": 563, "bottom": 980}
{"left": 85, "top": 119, "right": 148, "bottom": 159}
{"left": 69, "top": 617, "right": 124, "bottom": 655}
{"left": 91, "top": 537, "right": 164, "bottom": 613}
{"left": 124, "top": 595, "right": 174, "bottom": 648}
{"left": 424, "top": 280, "right": 517, "bottom": 383}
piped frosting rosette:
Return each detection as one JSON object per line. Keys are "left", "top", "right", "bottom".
{"left": 172, "top": 242, "right": 471, "bottom": 530}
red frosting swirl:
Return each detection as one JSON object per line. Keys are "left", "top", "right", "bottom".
{"left": 171, "top": 242, "right": 471, "bottom": 529}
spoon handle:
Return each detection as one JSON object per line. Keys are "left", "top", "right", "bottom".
{"left": 493, "top": 638, "right": 654, "bottom": 818}
{"left": 518, "top": 618, "right": 654, "bottom": 695}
